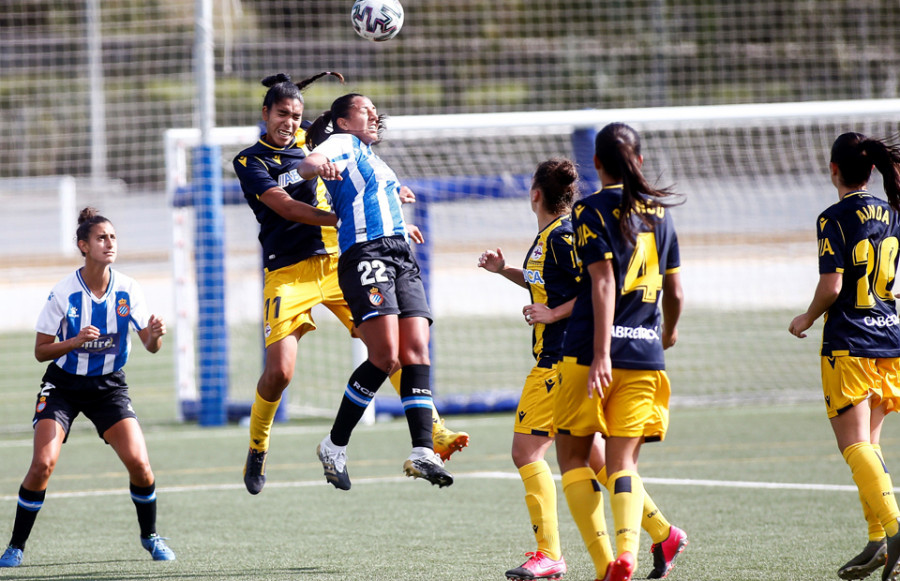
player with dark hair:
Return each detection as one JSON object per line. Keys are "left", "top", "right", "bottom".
{"left": 235, "top": 74, "right": 468, "bottom": 495}
{"left": 300, "top": 93, "right": 453, "bottom": 489}
{"left": 480, "top": 156, "right": 685, "bottom": 580}
{"left": 554, "top": 123, "right": 684, "bottom": 581}
{"left": 789, "top": 132, "right": 900, "bottom": 581}
{"left": 0, "top": 208, "right": 174, "bottom": 568}
{"left": 479, "top": 158, "right": 580, "bottom": 580}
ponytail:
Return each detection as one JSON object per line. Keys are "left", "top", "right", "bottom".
{"left": 832, "top": 132, "right": 900, "bottom": 212}
{"left": 861, "top": 139, "right": 900, "bottom": 212}
{"left": 594, "top": 123, "right": 682, "bottom": 242}
{"left": 260, "top": 71, "right": 344, "bottom": 110}
{"left": 305, "top": 111, "right": 335, "bottom": 150}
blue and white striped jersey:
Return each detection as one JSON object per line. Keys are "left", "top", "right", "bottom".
{"left": 35, "top": 269, "right": 149, "bottom": 376}
{"left": 309, "top": 133, "right": 407, "bottom": 252}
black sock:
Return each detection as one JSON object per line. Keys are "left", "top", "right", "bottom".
{"left": 400, "top": 364, "right": 434, "bottom": 449}
{"left": 130, "top": 482, "right": 157, "bottom": 538}
{"left": 330, "top": 360, "right": 388, "bottom": 447}
{"left": 9, "top": 486, "right": 45, "bottom": 549}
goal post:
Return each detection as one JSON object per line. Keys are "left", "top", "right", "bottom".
{"left": 167, "top": 98, "right": 900, "bottom": 422}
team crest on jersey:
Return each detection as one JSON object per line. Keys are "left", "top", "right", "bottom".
{"left": 36, "top": 397, "right": 47, "bottom": 413}
{"left": 530, "top": 240, "right": 544, "bottom": 261}
{"left": 264, "top": 322, "right": 272, "bottom": 339}
{"left": 368, "top": 287, "right": 385, "bottom": 307}
{"left": 117, "top": 298, "right": 130, "bottom": 317}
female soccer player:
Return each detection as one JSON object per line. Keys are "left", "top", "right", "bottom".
{"left": 234, "top": 74, "right": 468, "bottom": 494}
{"left": 554, "top": 123, "right": 683, "bottom": 581}
{"left": 479, "top": 158, "right": 580, "bottom": 580}
{"left": 789, "top": 132, "right": 900, "bottom": 581}
{"left": 480, "top": 157, "right": 686, "bottom": 581}
{"left": 0, "top": 208, "right": 174, "bottom": 568}
{"left": 299, "top": 93, "right": 453, "bottom": 489}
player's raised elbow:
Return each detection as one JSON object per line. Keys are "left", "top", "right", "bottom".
{"left": 297, "top": 158, "right": 318, "bottom": 180}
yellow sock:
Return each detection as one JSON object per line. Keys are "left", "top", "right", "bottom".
{"left": 641, "top": 488, "right": 672, "bottom": 544}
{"left": 607, "top": 470, "right": 644, "bottom": 557}
{"left": 520, "top": 460, "right": 561, "bottom": 560}
{"left": 864, "top": 445, "right": 889, "bottom": 540}
{"left": 597, "top": 466, "right": 671, "bottom": 544}
{"left": 248, "top": 391, "right": 281, "bottom": 452}
{"left": 562, "top": 467, "right": 614, "bottom": 579}
{"left": 844, "top": 442, "right": 900, "bottom": 536}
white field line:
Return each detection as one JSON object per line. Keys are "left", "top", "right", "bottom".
{"left": 0, "top": 472, "right": 860, "bottom": 502}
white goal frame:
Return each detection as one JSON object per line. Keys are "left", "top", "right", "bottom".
{"left": 165, "top": 98, "right": 900, "bottom": 421}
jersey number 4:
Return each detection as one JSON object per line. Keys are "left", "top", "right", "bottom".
{"left": 852, "top": 237, "right": 899, "bottom": 308}
{"left": 623, "top": 232, "right": 664, "bottom": 303}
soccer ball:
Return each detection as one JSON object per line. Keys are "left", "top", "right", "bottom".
{"left": 351, "top": 0, "right": 404, "bottom": 42}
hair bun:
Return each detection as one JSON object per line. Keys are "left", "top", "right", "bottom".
{"left": 261, "top": 73, "right": 291, "bottom": 87}
{"left": 78, "top": 206, "right": 99, "bottom": 225}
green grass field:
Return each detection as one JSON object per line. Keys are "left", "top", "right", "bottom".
{"left": 0, "top": 307, "right": 867, "bottom": 580}
{"left": 0, "top": 306, "right": 824, "bottom": 430}
{"left": 0, "top": 400, "right": 895, "bottom": 581}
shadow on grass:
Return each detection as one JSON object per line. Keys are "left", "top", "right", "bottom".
{"left": 2, "top": 565, "right": 331, "bottom": 581}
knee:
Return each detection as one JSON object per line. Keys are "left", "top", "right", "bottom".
{"left": 365, "top": 344, "right": 399, "bottom": 375}
{"left": 399, "top": 342, "right": 429, "bottom": 366}
{"left": 261, "top": 363, "right": 293, "bottom": 392}
{"left": 25, "top": 457, "right": 56, "bottom": 487}
{"left": 511, "top": 448, "right": 529, "bottom": 469}
{"left": 511, "top": 444, "right": 542, "bottom": 469}
{"left": 369, "top": 355, "right": 399, "bottom": 376}
{"left": 125, "top": 459, "right": 154, "bottom": 487}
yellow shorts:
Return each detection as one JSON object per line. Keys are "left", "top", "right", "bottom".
{"left": 514, "top": 363, "right": 558, "bottom": 437}
{"left": 821, "top": 355, "right": 900, "bottom": 418}
{"left": 554, "top": 357, "right": 670, "bottom": 440}
{"left": 262, "top": 254, "right": 354, "bottom": 347}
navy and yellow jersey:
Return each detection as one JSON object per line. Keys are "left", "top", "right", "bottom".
{"left": 523, "top": 214, "right": 580, "bottom": 364}
{"left": 562, "top": 184, "right": 680, "bottom": 370}
{"left": 817, "top": 190, "right": 900, "bottom": 358}
{"left": 233, "top": 129, "right": 338, "bottom": 272}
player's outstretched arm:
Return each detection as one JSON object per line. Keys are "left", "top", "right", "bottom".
{"left": 259, "top": 187, "right": 338, "bottom": 227}
{"left": 299, "top": 153, "right": 342, "bottom": 182}
{"left": 478, "top": 248, "right": 527, "bottom": 289}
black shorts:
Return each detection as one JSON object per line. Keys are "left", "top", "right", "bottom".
{"left": 337, "top": 235, "right": 433, "bottom": 324}
{"left": 33, "top": 364, "right": 137, "bottom": 443}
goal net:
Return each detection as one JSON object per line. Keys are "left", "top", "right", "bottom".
{"left": 169, "top": 99, "right": 900, "bottom": 421}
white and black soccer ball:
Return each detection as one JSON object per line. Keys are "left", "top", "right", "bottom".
{"left": 351, "top": 0, "right": 404, "bottom": 42}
